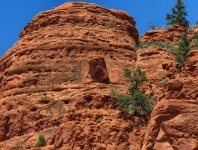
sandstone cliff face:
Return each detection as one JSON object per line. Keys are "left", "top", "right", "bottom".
{"left": 141, "top": 49, "right": 198, "bottom": 150}
{"left": 0, "top": 2, "right": 142, "bottom": 150}
{"left": 140, "top": 28, "right": 198, "bottom": 149}
{"left": 0, "top": 2, "right": 197, "bottom": 150}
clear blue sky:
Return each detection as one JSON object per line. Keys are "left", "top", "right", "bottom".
{"left": 0, "top": 0, "right": 197, "bottom": 56}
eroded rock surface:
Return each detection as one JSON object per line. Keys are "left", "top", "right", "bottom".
{"left": 142, "top": 99, "right": 198, "bottom": 150}
{"left": 141, "top": 24, "right": 190, "bottom": 43}
{"left": 0, "top": 2, "right": 141, "bottom": 150}
{"left": 0, "top": 2, "right": 197, "bottom": 150}
{"left": 140, "top": 32, "right": 198, "bottom": 149}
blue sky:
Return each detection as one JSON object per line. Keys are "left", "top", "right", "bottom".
{"left": 0, "top": 0, "right": 197, "bottom": 56}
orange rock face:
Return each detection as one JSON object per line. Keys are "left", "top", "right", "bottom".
{"left": 141, "top": 25, "right": 188, "bottom": 43}
{"left": 0, "top": 2, "right": 142, "bottom": 150}
{"left": 0, "top": 2, "right": 197, "bottom": 150}
{"left": 140, "top": 36, "right": 198, "bottom": 149}
{"left": 142, "top": 99, "right": 198, "bottom": 150}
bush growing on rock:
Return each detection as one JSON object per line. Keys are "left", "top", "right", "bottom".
{"left": 116, "top": 67, "right": 152, "bottom": 121}
{"left": 139, "top": 41, "right": 176, "bottom": 51}
{"left": 192, "top": 32, "right": 198, "bottom": 49}
{"left": 166, "top": 0, "right": 189, "bottom": 27}
{"left": 192, "top": 39, "right": 198, "bottom": 49}
{"left": 96, "top": 116, "right": 103, "bottom": 124}
{"left": 37, "top": 134, "right": 46, "bottom": 147}
{"left": 175, "top": 32, "right": 190, "bottom": 70}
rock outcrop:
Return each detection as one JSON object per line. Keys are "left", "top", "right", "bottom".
{"left": 141, "top": 24, "right": 190, "bottom": 43}
{"left": 0, "top": 2, "right": 197, "bottom": 150}
{"left": 140, "top": 28, "right": 198, "bottom": 149}
{"left": 0, "top": 2, "right": 142, "bottom": 150}
{"left": 136, "top": 46, "right": 176, "bottom": 101}
{"left": 142, "top": 99, "right": 198, "bottom": 150}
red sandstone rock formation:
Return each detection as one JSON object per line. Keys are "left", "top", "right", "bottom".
{"left": 0, "top": 2, "right": 142, "bottom": 150}
{"left": 0, "top": 2, "right": 197, "bottom": 150}
{"left": 141, "top": 24, "right": 191, "bottom": 43}
{"left": 140, "top": 30, "right": 198, "bottom": 150}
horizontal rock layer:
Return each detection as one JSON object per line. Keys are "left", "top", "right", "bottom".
{"left": 0, "top": 2, "right": 141, "bottom": 150}
{"left": 0, "top": 2, "right": 197, "bottom": 150}
{"left": 140, "top": 24, "right": 194, "bottom": 43}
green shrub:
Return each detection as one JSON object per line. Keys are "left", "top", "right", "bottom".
{"left": 162, "top": 77, "right": 169, "bottom": 85}
{"left": 166, "top": 0, "right": 189, "bottom": 27}
{"left": 116, "top": 67, "right": 152, "bottom": 121}
{"left": 117, "top": 94, "right": 133, "bottom": 114}
{"left": 175, "top": 32, "right": 190, "bottom": 70}
{"left": 37, "top": 134, "right": 46, "bottom": 147}
{"left": 138, "top": 41, "right": 150, "bottom": 49}
{"left": 192, "top": 32, "right": 198, "bottom": 49}
{"left": 139, "top": 41, "right": 176, "bottom": 51}
{"left": 96, "top": 116, "right": 102, "bottom": 124}
{"left": 193, "top": 31, "right": 198, "bottom": 38}
{"left": 192, "top": 38, "right": 198, "bottom": 49}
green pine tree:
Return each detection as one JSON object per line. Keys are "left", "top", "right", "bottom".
{"left": 116, "top": 67, "right": 152, "bottom": 121}
{"left": 166, "top": 0, "right": 189, "bottom": 27}
{"left": 175, "top": 32, "right": 190, "bottom": 70}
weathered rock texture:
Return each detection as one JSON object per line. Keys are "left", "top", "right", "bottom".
{"left": 0, "top": 2, "right": 198, "bottom": 150}
{"left": 0, "top": 2, "right": 142, "bottom": 150}
{"left": 136, "top": 47, "right": 177, "bottom": 102}
{"left": 142, "top": 99, "right": 198, "bottom": 150}
{"left": 141, "top": 24, "right": 195, "bottom": 44}
{"left": 140, "top": 29, "right": 198, "bottom": 149}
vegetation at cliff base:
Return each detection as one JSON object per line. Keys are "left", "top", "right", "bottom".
{"left": 166, "top": 0, "right": 189, "bottom": 27}
{"left": 116, "top": 67, "right": 152, "bottom": 121}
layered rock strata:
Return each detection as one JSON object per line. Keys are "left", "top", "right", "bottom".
{"left": 0, "top": 2, "right": 141, "bottom": 150}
